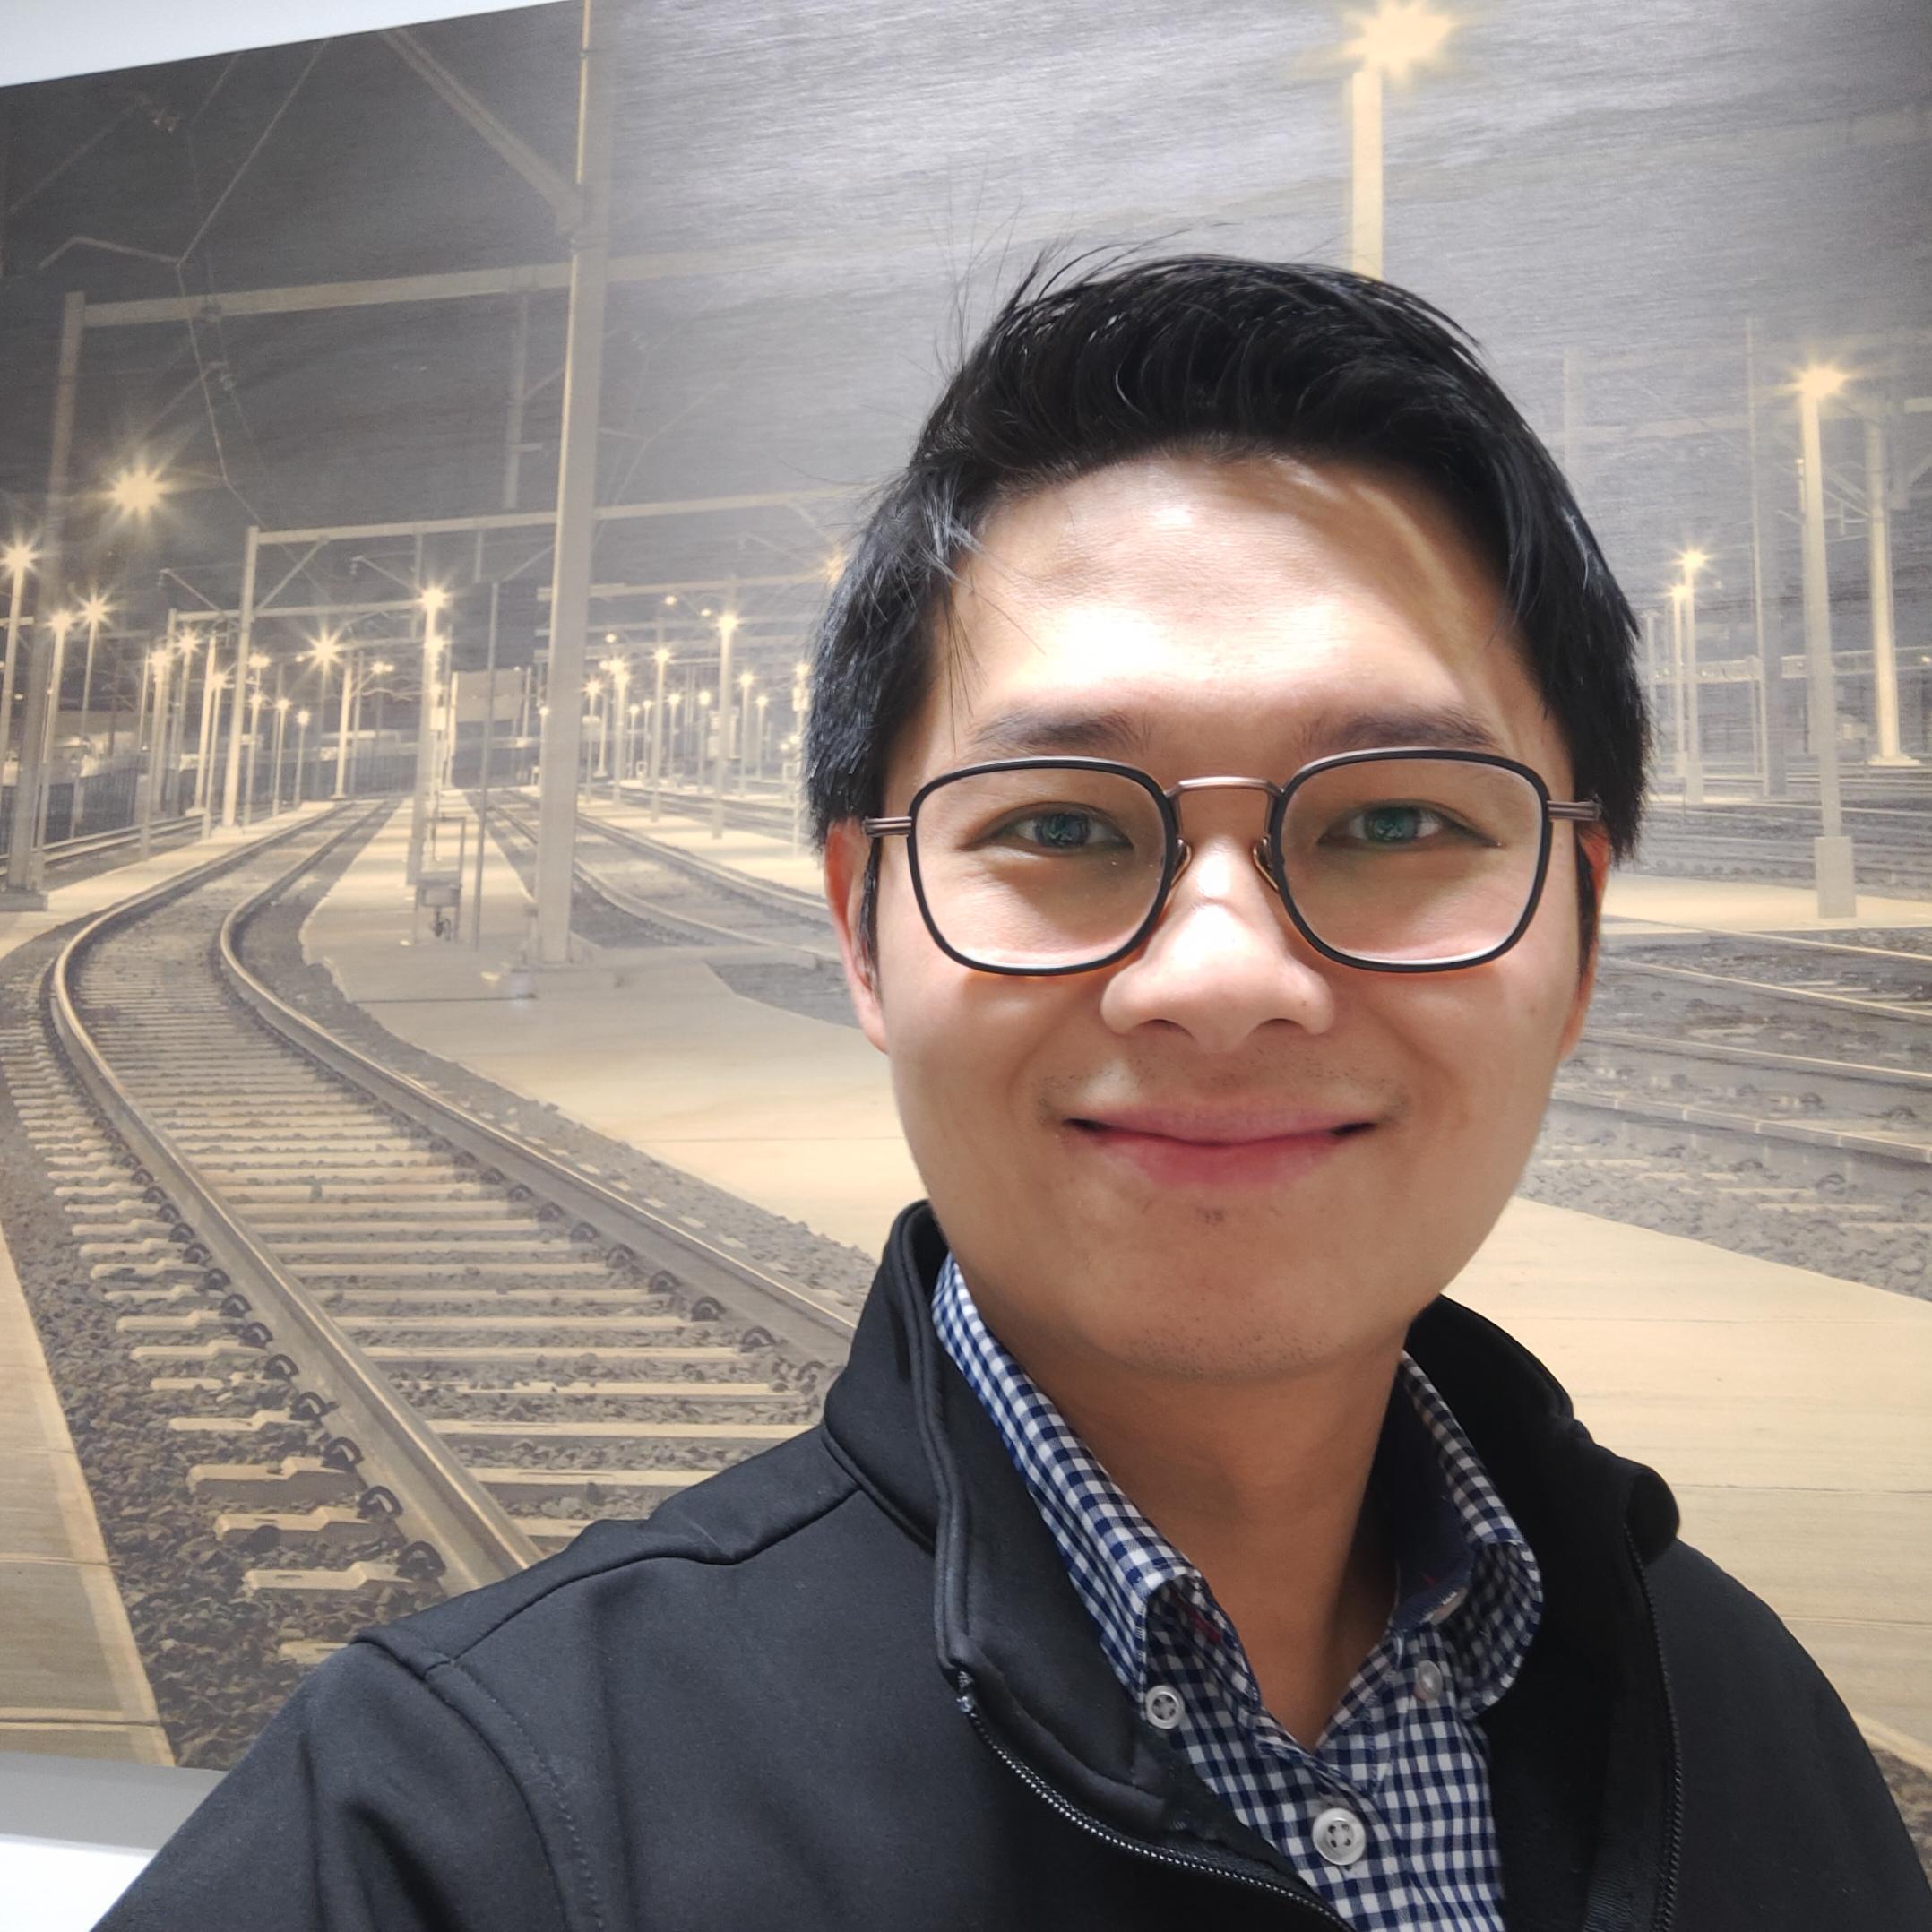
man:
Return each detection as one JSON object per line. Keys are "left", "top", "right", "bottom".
{"left": 105, "top": 256, "right": 1928, "bottom": 1930}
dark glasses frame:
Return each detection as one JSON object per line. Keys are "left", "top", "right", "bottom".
{"left": 861, "top": 747, "right": 1604, "bottom": 977}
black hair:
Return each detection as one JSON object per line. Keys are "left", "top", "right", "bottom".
{"left": 806, "top": 251, "right": 1647, "bottom": 967}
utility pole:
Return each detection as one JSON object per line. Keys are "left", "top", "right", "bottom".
{"left": 1796, "top": 368, "right": 1855, "bottom": 917}
{"left": 1863, "top": 414, "right": 1917, "bottom": 768}
{"left": 3, "top": 289, "right": 85, "bottom": 907}
{"left": 1743, "top": 319, "right": 1785, "bottom": 799}
{"left": 531, "top": 0, "right": 614, "bottom": 964}
{"left": 220, "top": 528, "right": 260, "bottom": 829}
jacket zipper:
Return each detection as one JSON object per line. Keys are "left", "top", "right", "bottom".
{"left": 956, "top": 1675, "right": 1353, "bottom": 1929}
{"left": 1623, "top": 1528, "right": 1685, "bottom": 1930}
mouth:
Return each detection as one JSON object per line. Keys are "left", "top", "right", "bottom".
{"left": 1064, "top": 1108, "right": 1379, "bottom": 1189}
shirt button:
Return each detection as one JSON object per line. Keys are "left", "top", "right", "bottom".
{"left": 1142, "top": 1684, "right": 1185, "bottom": 1731}
{"left": 1312, "top": 1806, "right": 1368, "bottom": 1867}
{"left": 1415, "top": 1660, "right": 1446, "bottom": 1704}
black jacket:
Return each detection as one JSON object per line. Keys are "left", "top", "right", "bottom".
{"left": 103, "top": 1203, "right": 1930, "bottom": 1930}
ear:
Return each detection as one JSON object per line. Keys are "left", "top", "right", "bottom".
{"left": 824, "top": 818, "right": 889, "bottom": 1053}
{"left": 1557, "top": 821, "right": 1612, "bottom": 1060}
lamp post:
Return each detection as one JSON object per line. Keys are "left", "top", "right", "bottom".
{"left": 165, "top": 629, "right": 198, "bottom": 816}
{"left": 649, "top": 647, "right": 669, "bottom": 815}
{"left": 1795, "top": 364, "right": 1855, "bottom": 916}
{"left": 790, "top": 658, "right": 811, "bottom": 851}
{"left": 242, "top": 656, "right": 268, "bottom": 827}
{"left": 753, "top": 691, "right": 770, "bottom": 786}
{"left": 294, "top": 708, "right": 311, "bottom": 805}
{"left": 71, "top": 593, "right": 108, "bottom": 830}
{"left": 712, "top": 610, "right": 737, "bottom": 838}
{"left": 308, "top": 634, "right": 343, "bottom": 798}
{"left": 0, "top": 544, "right": 32, "bottom": 763}
{"left": 271, "top": 694, "right": 291, "bottom": 816}
{"left": 1677, "top": 549, "right": 1706, "bottom": 806}
{"left": 1341, "top": 1, "right": 1456, "bottom": 280}
{"left": 25, "top": 611, "right": 73, "bottom": 857}
{"left": 136, "top": 643, "right": 170, "bottom": 859}
{"left": 408, "top": 585, "right": 447, "bottom": 886}
{"left": 197, "top": 667, "right": 226, "bottom": 838}
{"left": 604, "top": 655, "right": 631, "bottom": 796}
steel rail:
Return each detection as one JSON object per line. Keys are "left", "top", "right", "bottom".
{"left": 1577, "top": 1024, "right": 1932, "bottom": 1095}
{"left": 49, "top": 806, "right": 540, "bottom": 1592}
{"left": 488, "top": 802, "right": 836, "bottom": 966}
{"left": 1601, "top": 922, "right": 1932, "bottom": 967}
{"left": 570, "top": 799, "right": 828, "bottom": 920}
{"left": 1595, "top": 954, "right": 1931, "bottom": 1025}
{"left": 220, "top": 835, "right": 857, "bottom": 1364}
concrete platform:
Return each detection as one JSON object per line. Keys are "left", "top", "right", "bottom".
{"left": 1604, "top": 871, "right": 1932, "bottom": 934}
{"left": 0, "top": 1217, "right": 168, "bottom": 1765}
{"left": 301, "top": 801, "right": 1932, "bottom": 1748}
{"left": 591, "top": 790, "right": 822, "bottom": 894}
{"left": 0, "top": 803, "right": 333, "bottom": 1768}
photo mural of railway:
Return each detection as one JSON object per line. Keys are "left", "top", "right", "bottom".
{"left": 0, "top": 0, "right": 1928, "bottom": 1885}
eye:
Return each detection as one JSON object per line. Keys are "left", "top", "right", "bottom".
{"left": 989, "top": 806, "right": 1134, "bottom": 853}
{"left": 1324, "top": 802, "right": 1476, "bottom": 849}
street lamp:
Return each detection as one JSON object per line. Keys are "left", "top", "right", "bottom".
{"left": 242, "top": 656, "right": 269, "bottom": 827}
{"left": 309, "top": 632, "right": 347, "bottom": 798}
{"left": 408, "top": 587, "right": 449, "bottom": 884}
{"left": 108, "top": 464, "right": 166, "bottom": 517}
{"left": 71, "top": 594, "right": 110, "bottom": 829}
{"left": 294, "top": 708, "right": 312, "bottom": 806}
{"left": 198, "top": 666, "right": 228, "bottom": 838}
{"left": 712, "top": 610, "right": 738, "bottom": 838}
{"left": 1341, "top": 1, "right": 1457, "bottom": 279}
{"left": 1861, "top": 410, "right": 1919, "bottom": 768}
{"left": 136, "top": 643, "right": 171, "bottom": 858}
{"left": 650, "top": 646, "right": 670, "bottom": 815}
{"left": 1793, "top": 363, "right": 1855, "bottom": 916}
{"left": 1, "top": 543, "right": 32, "bottom": 763}
{"left": 271, "top": 695, "right": 292, "bottom": 817}
{"left": 1677, "top": 549, "right": 1707, "bottom": 806}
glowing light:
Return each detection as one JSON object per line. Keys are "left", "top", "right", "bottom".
{"left": 1668, "top": 583, "right": 1690, "bottom": 603}
{"left": 420, "top": 585, "right": 450, "bottom": 615}
{"left": 276, "top": 695, "right": 292, "bottom": 712}
{"left": 717, "top": 611, "right": 739, "bottom": 639}
{"left": 373, "top": 660, "right": 395, "bottom": 675}
{"left": 48, "top": 609, "right": 75, "bottom": 636}
{"left": 739, "top": 670, "right": 755, "bottom": 691}
{"left": 3, "top": 543, "right": 34, "bottom": 575}
{"left": 698, "top": 689, "right": 712, "bottom": 707}
{"left": 821, "top": 548, "right": 846, "bottom": 584}
{"left": 794, "top": 660, "right": 809, "bottom": 677}
{"left": 108, "top": 465, "right": 166, "bottom": 515}
{"left": 663, "top": 594, "right": 677, "bottom": 607}
{"left": 148, "top": 645, "right": 171, "bottom": 669}
{"left": 1795, "top": 364, "right": 1848, "bottom": 402}
{"left": 81, "top": 594, "right": 109, "bottom": 626}
{"left": 1342, "top": 0, "right": 1457, "bottom": 80}
{"left": 248, "top": 651, "right": 270, "bottom": 671}
{"left": 1678, "top": 548, "right": 1708, "bottom": 577}
{"left": 297, "top": 708, "right": 311, "bottom": 727}
{"left": 605, "top": 632, "right": 617, "bottom": 644}
{"left": 655, "top": 647, "right": 671, "bottom": 666}
{"left": 309, "top": 633, "right": 341, "bottom": 666}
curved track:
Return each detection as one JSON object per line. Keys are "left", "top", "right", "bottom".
{"left": 34, "top": 807, "right": 852, "bottom": 1670}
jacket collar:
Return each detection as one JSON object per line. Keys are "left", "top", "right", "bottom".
{"left": 823, "top": 1202, "right": 1683, "bottom": 1874}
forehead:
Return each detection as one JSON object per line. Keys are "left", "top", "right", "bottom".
{"left": 911, "top": 453, "right": 1558, "bottom": 779}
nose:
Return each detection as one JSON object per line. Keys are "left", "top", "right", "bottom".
{"left": 1097, "top": 809, "right": 1337, "bottom": 1052}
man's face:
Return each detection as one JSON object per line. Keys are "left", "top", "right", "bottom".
{"left": 825, "top": 453, "right": 1607, "bottom": 1388}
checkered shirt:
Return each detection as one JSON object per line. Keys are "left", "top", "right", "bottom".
{"left": 933, "top": 1254, "right": 1543, "bottom": 1931}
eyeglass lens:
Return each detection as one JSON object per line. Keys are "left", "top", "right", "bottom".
{"left": 910, "top": 759, "right": 1547, "bottom": 970}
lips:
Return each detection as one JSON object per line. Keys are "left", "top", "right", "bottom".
{"left": 1064, "top": 1104, "right": 1378, "bottom": 1189}
{"left": 1069, "top": 1105, "right": 1376, "bottom": 1143}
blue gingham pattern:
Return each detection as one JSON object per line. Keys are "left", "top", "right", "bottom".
{"left": 934, "top": 1254, "right": 1543, "bottom": 1931}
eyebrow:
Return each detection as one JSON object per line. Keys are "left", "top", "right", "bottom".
{"left": 954, "top": 701, "right": 1510, "bottom": 766}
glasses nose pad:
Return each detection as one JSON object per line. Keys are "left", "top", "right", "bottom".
{"left": 1250, "top": 839, "right": 1277, "bottom": 893}
{"left": 1173, "top": 840, "right": 1193, "bottom": 884}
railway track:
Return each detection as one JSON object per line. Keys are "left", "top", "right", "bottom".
{"left": 488, "top": 793, "right": 838, "bottom": 962}
{"left": 22, "top": 805, "right": 854, "bottom": 1688}
{"left": 1634, "top": 798, "right": 1932, "bottom": 897}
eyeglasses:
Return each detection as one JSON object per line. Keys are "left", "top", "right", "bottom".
{"left": 862, "top": 749, "right": 1602, "bottom": 976}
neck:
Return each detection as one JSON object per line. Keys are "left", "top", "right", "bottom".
{"left": 992, "top": 1315, "right": 1406, "bottom": 1744}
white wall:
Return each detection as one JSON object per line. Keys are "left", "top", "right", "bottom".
{"left": 1, "top": 0, "right": 551, "bottom": 88}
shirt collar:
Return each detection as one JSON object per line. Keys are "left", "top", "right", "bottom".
{"left": 932, "top": 1251, "right": 1542, "bottom": 1714}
